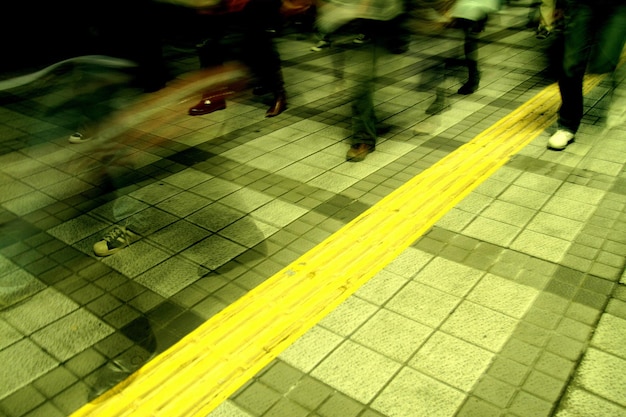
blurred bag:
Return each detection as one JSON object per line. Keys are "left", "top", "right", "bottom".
{"left": 155, "top": 0, "right": 250, "bottom": 13}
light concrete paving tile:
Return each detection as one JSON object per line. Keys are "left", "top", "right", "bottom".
{"left": 441, "top": 301, "right": 519, "bottom": 352}
{"left": 455, "top": 193, "right": 494, "bottom": 214}
{"left": 181, "top": 235, "right": 247, "bottom": 270}
{"left": 555, "top": 387, "right": 625, "bottom": 417}
{"left": 556, "top": 317, "right": 594, "bottom": 343}
{"left": 135, "top": 257, "right": 208, "bottom": 298}
{"left": 355, "top": 270, "right": 408, "bottom": 306}
{"left": 248, "top": 153, "right": 295, "bottom": 172}
{"left": 409, "top": 332, "right": 494, "bottom": 391}
{"left": 189, "top": 177, "right": 242, "bottom": 200}
{"left": 41, "top": 177, "right": 93, "bottom": 200}
{"left": 463, "top": 215, "right": 521, "bottom": 247}
{"left": 0, "top": 320, "right": 23, "bottom": 350}
{"left": 473, "top": 374, "right": 516, "bottom": 408}
{"left": 307, "top": 171, "right": 359, "bottom": 194}
{"left": 0, "top": 338, "right": 58, "bottom": 401}
{"left": 372, "top": 367, "right": 465, "bottom": 417}
{"left": 514, "top": 172, "right": 562, "bottom": 194}
{"left": 523, "top": 369, "right": 566, "bottom": 402}
{"left": 31, "top": 309, "right": 114, "bottom": 362}
{"left": 554, "top": 183, "right": 605, "bottom": 205}
{"left": 1, "top": 288, "right": 78, "bottom": 334}
{"left": 319, "top": 297, "right": 378, "bottom": 337}
{"left": 352, "top": 309, "right": 433, "bottom": 362}
{"left": 480, "top": 200, "right": 536, "bottom": 227}
{"left": 414, "top": 257, "right": 484, "bottom": 297}
{"left": 148, "top": 220, "right": 209, "bottom": 252}
{"left": 160, "top": 168, "right": 214, "bottom": 189}
{"left": 527, "top": 212, "right": 584, "bottom": 241}
{"left": 0, "top": 268, "right": 46, "bottom": 309}
{"left": 0, "top": 181, "right": 35, "bottom": 203}
{"left": 2, "top": 191, "right": 57, "bottom": 216}
{"left": 279, "top": 326, "right": 344, "bottom": 373}
{"left": 387, "top": 281, "right": 461, "bottom": 327}
{"left": 467, "top": 274, "right": 538, "bottom": 319}
{"left": 535, "top": 351, "right": 576, "bottom": 380}
{"left": 499, "top": 185, "right": 551, "bottom": 210}
{"left": 220, "top": 218, "right": 278, "bottom": 249}
{"left": 47, "top": 214, "right": 109, "bottom": 245}
{"left": 129, "top": 182, "right": 181, "bottom": 205}
{"left": 591, "top": 314, "right": 626, "bottom": 359}
{"left": 487, "top": 356, "right": 529, "bottom": 386}
{"left": 576, "top": 348, "right": 626, "bottom": 406}
{"left": 311, "top": 340, "right": 401, "bottom": 404}
{"left": 455, "top": 396, "right": 502, "bottom": 417}
{"left": 208, "top": 400, "right": 254, "bottom": 417}
{"left": 276, "top": 163, "right": 325, "bottom": 183}
{"left": 542, "top": 196, "right": 596, "bottom": 222}
{"left": 220, "top": 188, "right": 273, "bottom": 212}
{"left": 101, "top": 240, "right": 171, "bottom": 278}
{"left": 510, "top": 230, "right": 571, "bottom": 263}
{"left": 384, "top": 247, "right": 434, "bottom": 278}
{"left": 436, "top": 207, "right": 477, "bottom": 232}
{"left": 187, "top": 202, "right": 245, "bottom": 232}
{"left": 250, "top": 200, "right": 308, "bottom": 228}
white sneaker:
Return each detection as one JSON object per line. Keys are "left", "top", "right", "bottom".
{"left": 93, "top": 225, "right": 139, "bottom": 257}
{"left": 68, "top": 132, "right": 91, "bottom": 144}
{"left": 547, "top": 129, "right": 575, "bottom": 150}
{"left": 311, "top": 40, "right": 331, "bottom": 52}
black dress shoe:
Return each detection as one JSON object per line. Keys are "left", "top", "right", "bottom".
{"left": 346, "top": 143, "right": 375, "bottom": 162}
{"left": 266, "top": 93, "right": 287, "bottom": 117}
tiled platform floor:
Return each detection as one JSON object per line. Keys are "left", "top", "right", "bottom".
{"left": 1, "top": 3, "right": 626, "bottom": 417}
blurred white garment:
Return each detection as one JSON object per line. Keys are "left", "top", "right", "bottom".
{"left": 316, "top": 0, "right": 404, "bottom": 33}
{"left": 450, "top": 0, "right": 500, "bottom": 21}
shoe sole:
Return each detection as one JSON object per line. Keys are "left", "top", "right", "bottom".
{"left": 547, "top": 138, "right": 575, "bottom": 151}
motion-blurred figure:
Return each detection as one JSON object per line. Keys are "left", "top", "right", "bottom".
{"left": 548, "top": 0, "right": 626, "bottom": 150}
{"left": 187, "top": 0, "right": 297, "bottom": 117}
{"left": 448, "top": 0, "right": 501, "bottom": 95}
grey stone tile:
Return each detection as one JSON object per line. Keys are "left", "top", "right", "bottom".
{"left": 135, "top": 257, "right": 208, "bottom": 298}
{"left": 467, "top": 274, "right": 539, "bottom": 319}
{"left": 319, "top": 297, "right": 378, "bottom": 337}
{"left": 352, "top": 308, "right": 432, "bottom": 362}
{"left": 387, "top": 281, "right": 461, "bottom": 327}
{"left": 311, "top": 340, "right": 401, "bottom": 404}
{"left": 410, "top": 331, "right": 494, "bottom": 391}
{"left": 181, "top": 235, "right": 247, "bottom": 270}
{"left": 372, "top": 367, "right": 465, "bottom": 417}
{"left": 1, "top": 288, "right": 78, "bottom": 334}
{"left": 0, "top": 339, "right": 57, "bottom": 401}
{"left": 413, "top": 257, "right": 484, "bottom": 297}
{"left": 30, "top": 309, "right": 114, "bottom": 362}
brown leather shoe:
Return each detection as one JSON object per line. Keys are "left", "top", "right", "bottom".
{"left": 266, "top": 93, "right": 287, "bottom": 118}
{"left": 346, "top": 143, "right": 375, "bottom": 162}
{"left": 188, "top": 96, "right": 226, "bottom": 116}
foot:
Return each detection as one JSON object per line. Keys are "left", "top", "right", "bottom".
{"left": 353, "top": 34, "right": 370, "bottom": 44}
{"left": 458, "top": 76, "right": 479, "bottom": 95}
{"left": 188, "top": 96, "right": 226, "bottom": 116}
{"left": 536, "top": 26, "right": 551, "bottom": 40}
{"left": 311, "top": 40, "right": 331, "bottom": 52}
{"left": 346, "top": 143, "right": 375, "bottom": 162}
{"left": 266, "top": 93, "right": 287, "bottom": 117}
{"left": 93, "top": 225, "right": 139, "bottom": 257}
{"left": 68, "top": 132, "right": 91, "bottom": 144}
{"left": 547, "top": 129, "right": 575, "bottom": 150}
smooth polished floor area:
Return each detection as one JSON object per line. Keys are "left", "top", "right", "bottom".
{"left": 1, "top": 3, "right": 626, "bottom": 417}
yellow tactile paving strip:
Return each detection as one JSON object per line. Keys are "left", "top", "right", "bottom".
{"left": 70, "top": 73, "right": 607, "bottom": 417}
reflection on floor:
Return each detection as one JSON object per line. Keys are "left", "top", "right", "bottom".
{"left": 1, "top": 3, "right": 626, "bottom": 417}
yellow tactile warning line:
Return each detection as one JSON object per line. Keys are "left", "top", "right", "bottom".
{"left": 71, "top": 72, "right": 608, "bottom": 417}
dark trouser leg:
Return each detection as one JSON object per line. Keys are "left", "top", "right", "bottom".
{"left": 351, "top": 38, "right": 379, "bottom": 147}
{"left": 558, "top": 0, "right": 594, "bottom": 133}
{"left": 457, "top": 19, "right": 481, "bottom": 95}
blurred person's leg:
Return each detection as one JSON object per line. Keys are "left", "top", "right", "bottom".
{"left": 241, "top": 0, "right": 287, "bottom": 117}
{"left": 347, "top": 23, "right": 380, "bottom": 162}
{"left": 550, "top": 0, "right": 594, "bottom": 150}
